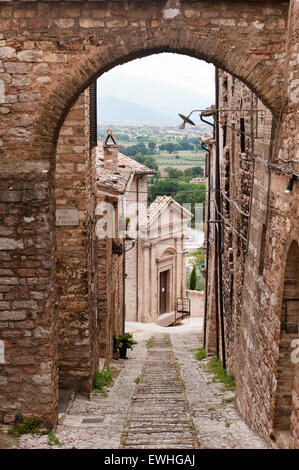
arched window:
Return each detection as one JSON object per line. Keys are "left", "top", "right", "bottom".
{"left": 274, "top": 241, "right": 299, "bottom": 444}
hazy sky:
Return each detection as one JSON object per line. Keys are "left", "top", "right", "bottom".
{"left": 106, "top": 53, "right": 215, "bottom": 100}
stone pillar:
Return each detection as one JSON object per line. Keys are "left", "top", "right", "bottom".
{"left": 0, "top": 168, "right": 58, "bottom": 428}
{"left": 56, "top": 90, "right": 98, "bottom": 396}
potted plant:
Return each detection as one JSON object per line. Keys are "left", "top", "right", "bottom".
{"left": 118, "top": 332, "right": 137, "bottom": 359}
{"left": 125, "top": 217, "right": 131, "bottom": 231}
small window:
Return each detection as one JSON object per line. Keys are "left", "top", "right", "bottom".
{"left": 223, "top": 122, "right": 227, "bottom": 148}
{"left": 240, "top": 118, "right": 245, "bottom": 153}
{"left": 258, "top": 225, "right": 266, "bottom": 275}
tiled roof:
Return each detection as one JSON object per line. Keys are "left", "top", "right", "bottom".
{"left": 95, "top": 144, "right": 154, "bottom": 194}
{"left": 117, "top": 152, "right": 156, "bottom": 175}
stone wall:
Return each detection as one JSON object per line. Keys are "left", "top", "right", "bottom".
{"left": 56, "top": 89, "right": 97, "bottom": 394}
{"left": 96, "top": 191, "right": 124, "bottom": 363}
{"left": 0, "top": 170, "right": 57, "bottom": 428}
{"left": 186, "top": 290, "right": 204, "bottom": 317}
{"left": 205, "top": 1, "right": 299, "bottom": 447}
{"left": 235, "top": 0, "right": 299, "bottom": 448}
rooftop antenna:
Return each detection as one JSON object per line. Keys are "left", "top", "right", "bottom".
{"left": 104, "top": 129, "right": 118, "bottom": 146}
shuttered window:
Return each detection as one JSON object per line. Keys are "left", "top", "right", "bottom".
{"left": 89, "top": 81, "right": 97, "bottom": 149}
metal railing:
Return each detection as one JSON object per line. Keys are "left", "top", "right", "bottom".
{"left": 175, "top": 297, "right": 191, "bottom": 325}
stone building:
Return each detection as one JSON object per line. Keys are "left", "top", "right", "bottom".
{"left": 94, "top": 137, "right": 157, "bottom": 357}
{"left": 126, "top": 195, "right": 192, "bottom": 323}
{"left": 203, "top": 69, "right": 299, "bottom": 448}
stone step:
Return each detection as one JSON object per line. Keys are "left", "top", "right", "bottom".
{"left": 120, "top": 333, "right": 199, "bottom": 449}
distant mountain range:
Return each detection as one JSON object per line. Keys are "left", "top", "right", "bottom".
{"left": 97, "top": 71, "right": 214, "bottom": 125}
{"left": 98, "top": 97, "right": 178, "bottom": 124}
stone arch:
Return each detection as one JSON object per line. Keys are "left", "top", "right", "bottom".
{"left": 0, "top": 1, "right": 290, "bottom": 428}
{"left": 273, "top": 240, "right": 299, "bottom": 446}
{"left": 34, "top": 27, "right": 280, "bottom": 166}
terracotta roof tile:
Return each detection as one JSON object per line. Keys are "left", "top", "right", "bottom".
{"left": 94, "top": 144, "right": 154, "bottom": 194}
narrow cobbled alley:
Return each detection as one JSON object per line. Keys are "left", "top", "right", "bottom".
{"left": 120, "top": 334, "right": 199, "bottom": 449}
{"left": 12, "top": 320, "right": 269, "bottom": 449}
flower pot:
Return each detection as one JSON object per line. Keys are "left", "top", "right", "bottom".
{"left": 113, "top": 351, "right": 119, "bottom": 360}
{"left": 119, "top": 347, "right": 127, "bottom": 359}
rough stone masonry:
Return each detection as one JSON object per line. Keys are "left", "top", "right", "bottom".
{"left": 0, "top": 0, "right": 298, "bottom": 448}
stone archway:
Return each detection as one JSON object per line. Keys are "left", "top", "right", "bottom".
{"left": 36, "top": 33, "right": 284, "bottom": 162}
{"left": 274, "top": 240, "right": 299, "bottom": 447}
{"left": 0, "top": 0, "right": 293, "bottom": 429}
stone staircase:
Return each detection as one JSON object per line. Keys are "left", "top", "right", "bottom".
{"left": 120, "top": 334, "right": 199, "bottom": 449}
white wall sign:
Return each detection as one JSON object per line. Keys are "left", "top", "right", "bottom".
{"left": 0, "top": 340, "right": 5, "bottom": 364}
{"left": 56, "top": 209, "right": 79, "bottom": 227}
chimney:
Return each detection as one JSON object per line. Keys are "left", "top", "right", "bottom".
{"left": 103, "top": 129, "right": 118, "bottom": 170}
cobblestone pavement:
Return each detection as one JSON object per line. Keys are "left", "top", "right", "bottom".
{"left": 11, "top": 318, "right": 270, "bottom": 449}
{"left": 120, "top": 334, "right": 199, "bottom": 449}
{"left": 170, "top": 328, "right": 270, "bottom": 449}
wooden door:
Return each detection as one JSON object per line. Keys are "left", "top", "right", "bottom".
{"left": 160, "top": 271, "right": 168, "bottom": 315}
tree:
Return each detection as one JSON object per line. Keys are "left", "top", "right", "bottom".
{"left": 119, "top": 143, "right": 147, "bottom": 157}
{"left": 134, "top": 153, "right": 158, "bottom": 171}
{"left": 191, "top": 166, "right": 204, "bottom": 177}
{"left": 148, "top": 179, "right": 180, "bottom": 204}
{"left": 165, "top": 167, "right": 184, "bottom": 179}
{"left": 184, "top": 167, "right": 204, "bottom": 178}
{"left": 189, "top": 265, "right": 197, "bottom": 290}
{"left": 148, "top": 141, "right": 156, "bottom": 152}
{"left": 188, "top": 248, "right": 204, "bottom": 267}
{"left": 159, "top": 142, "right": 177, "bottom": 153}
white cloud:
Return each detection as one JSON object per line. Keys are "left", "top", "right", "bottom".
{"left": 106, "top": 53, "right": 215, "bottom": 100}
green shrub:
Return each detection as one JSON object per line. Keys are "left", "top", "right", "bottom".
{"left": 93, "top": 366, "right": 113, "bottom": 394}
{"left": 8, "top": 417, "right": 42, "bottom": 437}
{"left": 207, "top": 357, "right": 235, "bottom": 391}
{"left": 195, "top": 347, "right": 206, "bottom": 361}
{"left": 47, "top": 432, "right": 62, "bottom": 447}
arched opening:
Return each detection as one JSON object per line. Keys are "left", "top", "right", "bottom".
{"left": 0, "top": 1, "right": 297, "bottom": 449}
{"left": 0, "top": 36, "right": 279, "bottom": 431}
{"left": 54, "top": 52, "right": 213, "bottom": 402}
{"left": 274, "top": 241, "right": 299, "bottom": 446}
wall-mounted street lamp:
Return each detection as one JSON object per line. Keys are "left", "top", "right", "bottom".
{"left": 178, "top": 107, "right": 216, "bottom": 129}
{"left": 178, "top": 112, "right": 196, "bottom": 129}
{"left": 284, "top": 175, "right": 297, "bottom": 194}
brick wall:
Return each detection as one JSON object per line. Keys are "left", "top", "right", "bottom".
{"left": 0, "top": 170, "right": 57, "bottom": 427}
{"left": 205, "top": 0, "right": 299, "bottom": 446}
{"left": 55, "top": 90, "right": 97, "bottom": 394}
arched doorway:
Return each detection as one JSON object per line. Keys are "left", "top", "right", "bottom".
{"left": 274, "top": 241, "right": 299, "bottom": 447}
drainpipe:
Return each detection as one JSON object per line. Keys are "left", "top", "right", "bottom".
{"left": 200, "top": 113, "right": 214, "bottom": 351}
{"left": 121, "top": 169, "right": 135, "bottom": 333}
{"left": 122, "top": 238, "right": 125, "bottom": 334}
{"left": 136, "top": 176, "right": 143, "bottom": 322}
{"left": 246, "top": 91, "right": 256, "bottom": 253}
{"left": 122, "top": 240, "right": 135, "bottom": 333}
{"left": 215, "top": 67, "right": 226, "bottom": 368}
{"left": 202, "top": 142, "right": 211, "bottom": 350}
